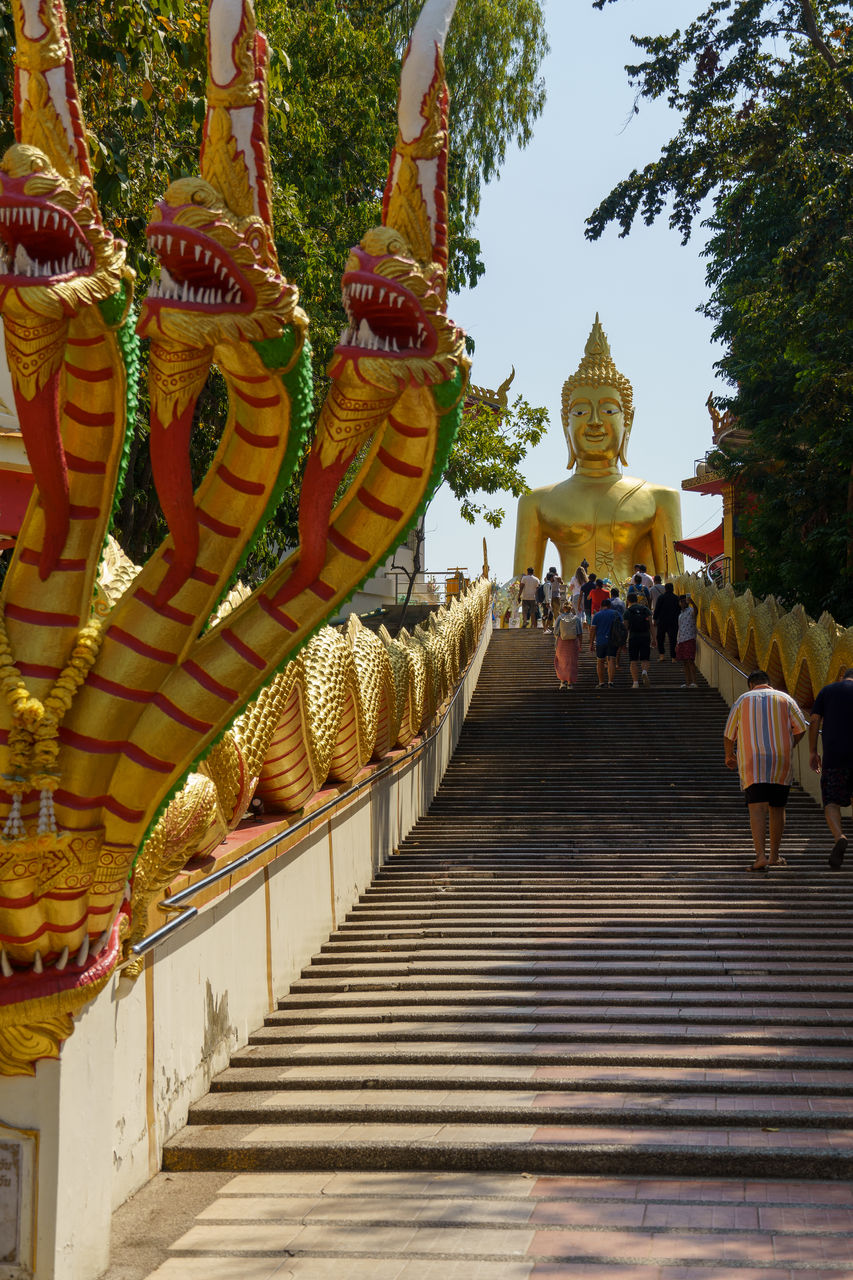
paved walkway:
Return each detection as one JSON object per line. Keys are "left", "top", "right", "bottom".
{"left": 104, "top": 632, "right": 853, "bottom": 1278}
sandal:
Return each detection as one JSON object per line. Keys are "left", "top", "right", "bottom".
{"left": 748, "top": 862, "right": 768, "bottom": 872}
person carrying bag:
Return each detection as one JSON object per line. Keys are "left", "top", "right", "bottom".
{"left": 554, "top": 601, "right": 583, "bottom": 689}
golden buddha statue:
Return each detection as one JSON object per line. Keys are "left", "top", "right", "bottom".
{"left": 514, "top": 315, "right": 683, "bottom": 583}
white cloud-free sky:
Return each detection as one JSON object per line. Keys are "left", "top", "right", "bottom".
{"left": 427, "top": 0, "right": 724, "bottom": 583}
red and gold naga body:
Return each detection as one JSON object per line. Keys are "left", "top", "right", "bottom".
{"left": 0, "top": 0, "right": 468, "bottom": 1073}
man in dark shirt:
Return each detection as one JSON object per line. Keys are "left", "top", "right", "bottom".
{"left": 653, "top": 581, "right": 680, "bottom": 662}
{"left": 809, "top": 668, "right": 853, "bottom": 867}
{"left": 625, "top": 591, "right": 653, "bottom": 688}
{"left": 589, "top": 601, "right": 620, "bottom": 688}
{"left": 580, "top": 574, "right": 597, "bottom": 625}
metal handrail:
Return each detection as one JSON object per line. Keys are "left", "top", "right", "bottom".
{"left": 127, "top": 614, "right": 489, "bottom": 960}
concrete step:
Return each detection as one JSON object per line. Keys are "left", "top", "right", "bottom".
{"left": 164, "top": 1122, "right": 853, "bottom": 1179}
{"left": 211, "top": 1064, "right": 853, "bottom": 1095}
{"left": 187, "top": 1088, "right": 853, "bottom": 1128}
{"left": 229, "top": 1041, "right": 853, "bottom": 1070}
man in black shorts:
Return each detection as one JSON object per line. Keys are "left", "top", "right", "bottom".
{"left": 809, "top": 668, "right": 853, "bottom": 868}
{"left": 624, "top": 590, "right": 653, "bottom": 688}
{"left": 724, "top": 671, "right": 807, "bottom": 870}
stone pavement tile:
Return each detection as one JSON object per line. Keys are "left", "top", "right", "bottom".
{"left": 407, "top": 1225, "right": 535, "bottom": 1255}
{"left": 429, "top": 1124, "right": 537, "bottom": 1142}
{"left": 309, "top": 1172, "right": 439, "bottom": 1196}
{"left": 531, "top": 1125, "right": 720, "bottom": 1145}
{"left": 744, "top": 1179, "right": 853, "bottom": 1204}
{"left": 527, "top": 1228, "right": 653, "bottom": 1259}
{"left": 649, "top": 1271, "right": 797, "bottom": 1280}
{"left": 728, "top": 1127, "right": 853, "bottom": 1149}
{"left": 726, "top": 1095, "right": 824, "bottom": 1114}
{"left": 197, "top": 1196, "right": 324, "bottom": 1221}
{"left": 529, "top": 1177, "right": 647, "bottom": 1200}
{"left": 145, "top": 1260, "right": 290, "bottom": 1279}
{"left": 759, "top": 1204, "right": 853, "bottom": 1231}
{"left": 290, "top": 1223, "right": 418, "bottom": 1251}
{"left": 445, "top": 1064, "right": 537, "bottom": 1079}
{"left": 168, "top": 1222, "right": 307, "bottom": 1252}
{"left": 397, "top": 1262, "right": 533, "bottom": 1279}
{"left": 643, "top": 1203, "right": 760, "bottom": 1231}
{"left": 810, "top": 1097, "right": 853, "bottom": 1114}
{"left": 338, "top": 1123, "right": 447, "bottom": 1140}
{"left": 243, "top": 1123, "right": 352, "bottom": 1142}
{"left": 219, "top": 1174, "right": 333, "bottom": 1196}
{"left": 647, "top": 1231, "right": 776, "bottom": 1264}
{"left": 773, "top": 1233, "right": 853, "bottom": 1264}
{"left": 411, "top": 1197, "right": 536, "bottom": 1225}
{"left": 271, "top": 1259, "right": 407, "bottom": 1278}
{"left": 423, "top": 1173, "right": 539, "bottom": 1197}
{"left": 258, "top": 1088, "right": 453, "bottom": 1106}
{"left": 529, "top": 1201, "right": 646, "bottom": 1228}
{"left": 530, "top": 1267, "right": 663, "bottom": 1279}
{"left": 530, "top": 1067, "right": 710, "bottom": 1084}
{"left": 636, "top": 1179, "right": 749, "bottom": 1201}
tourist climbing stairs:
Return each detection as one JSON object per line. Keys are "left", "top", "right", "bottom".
{"left": 153, "top": 630, "right": 853, "bottom": 1276}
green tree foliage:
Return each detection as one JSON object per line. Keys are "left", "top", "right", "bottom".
{"left": 587, "top": 0, "right": 853, "bottom": 621}
{"left": 445, "top": 396, "right": 549, "bottom": 529}
{"left": 0, "top": 0, "right": 547, "bottom": 573}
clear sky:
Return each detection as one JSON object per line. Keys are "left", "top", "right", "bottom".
{"left": 427, "top": 0, "right": 724, "bottom": 584}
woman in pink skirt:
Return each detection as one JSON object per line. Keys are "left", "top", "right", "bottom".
{"left": 554, "top": 599, "right": 583, "bottom": 689}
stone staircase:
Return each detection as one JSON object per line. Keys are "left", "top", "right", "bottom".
{"left": 153, "top": 629, "right": 853, "bottom": 1277}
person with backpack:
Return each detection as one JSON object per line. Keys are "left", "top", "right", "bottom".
{"left": 590, "top": 597, "right": 624, "bottom": 688}
{"left": 625, "top": 590, "right": 654, "bottom": 688}
{"left": 630, "top": 573, "right": 651, "bottom": 605}
{"left": 553, "top": 599, "right": 583, "bottom": 689}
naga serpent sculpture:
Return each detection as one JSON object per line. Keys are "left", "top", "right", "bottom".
{"left": 676, "top": 574, "right": 853, "bottom": 709}
{"left": 0, "top": 0, "right": 468, "bottom": 1073}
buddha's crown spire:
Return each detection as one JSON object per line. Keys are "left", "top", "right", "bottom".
{"left": 584, "top": 312, "right": 611, "bottom": 361}
{"left": 563, "top": 313, "right": 634, "bottom": 429}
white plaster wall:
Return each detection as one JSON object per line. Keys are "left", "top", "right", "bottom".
{"left": 0, "top": 617, "right": 490, "bottom": 1280}
{"left": 267, "top": 826, "right": 336, "bottom": 994}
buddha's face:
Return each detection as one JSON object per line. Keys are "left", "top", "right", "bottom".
{"left": 566, "top": 384, "right": 626, "bottom": 465}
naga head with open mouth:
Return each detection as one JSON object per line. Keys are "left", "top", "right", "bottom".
{"left": 332, "top": 224, "right": 464, "bottom": 395}
{"left": 138, "top": 0, "right": 307, "bottom": 606}
{"left": 327, "top": 0, "right": 466, "bottom": 401}
{"left": 136, "top": 172, "right": 300, "bottom": 350}
{"left": 304, "top": 0, "right": 466, "bottom": 475}
{"left": 0, "top": 144, "right": 125, "bottom": 327}
{"left": 0, "top": 0, "right": 129, "bottom": 580}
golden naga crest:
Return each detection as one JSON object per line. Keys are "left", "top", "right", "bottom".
{"left": 0, "top": 0, "right": 467, "bottom": 1074}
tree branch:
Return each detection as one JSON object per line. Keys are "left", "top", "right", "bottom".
{"left": 798, "top": 0, "right": 853, "bottom": 130}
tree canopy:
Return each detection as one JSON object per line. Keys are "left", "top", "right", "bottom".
{"left": 445, "top": 395, "right": 549, "bottom": 530}
{"left": 587, "top": 1, "right": 853, "bottom": 622}
{"left": 0, "top": 0, "right": 548, "bottom": 571}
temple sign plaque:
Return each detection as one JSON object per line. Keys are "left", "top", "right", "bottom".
{"left": 0, "top": 1121, "right": 36, "bottom": 1279}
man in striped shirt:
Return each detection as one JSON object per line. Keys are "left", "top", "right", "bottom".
{"left": 724, "top": 670, "right": 807, "bottom": 871}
